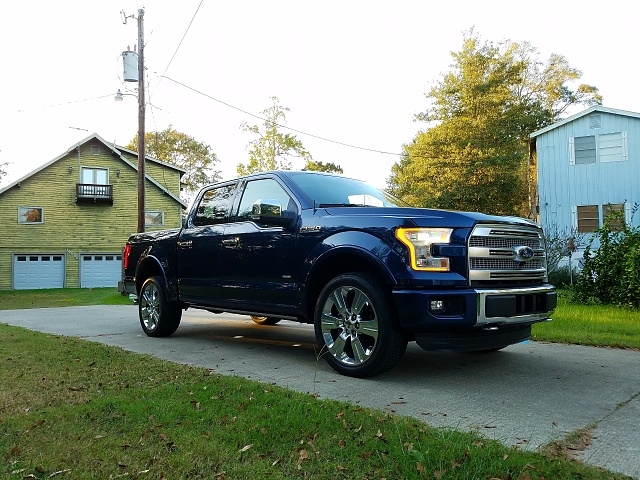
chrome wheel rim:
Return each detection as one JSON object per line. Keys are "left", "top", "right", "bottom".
{"left": 140, "top": 282, "right": 160, "bottom": 331}
{"left": 320, "top": 285, "right": 379, "bottom": 366}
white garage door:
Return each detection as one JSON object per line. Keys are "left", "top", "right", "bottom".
{"left": 13, "top": 254, "right": 65, "bottom": 290}
{"left": 80, "top": 254, "right": 122, "bottom": 288}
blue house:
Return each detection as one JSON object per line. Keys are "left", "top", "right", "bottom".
{"left": 530, "top": 105, "right": 640, "bottom": 257}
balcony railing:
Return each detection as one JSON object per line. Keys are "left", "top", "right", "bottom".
{"left": 76, "top": 183, "right": 113, "bottom": 204}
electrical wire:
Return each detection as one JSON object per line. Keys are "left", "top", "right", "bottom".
{"left": 0, "top": 94, "right": 114, "bottom": 115}
{"left": 150, "top": 0, "right": 204, "bottom": 100}
{"left": 161, "top": 75, "right": 403, "bottom": 157}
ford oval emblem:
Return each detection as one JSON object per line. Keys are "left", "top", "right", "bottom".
{"left": 513, "top": 245, "right": 535, "bottom": 262}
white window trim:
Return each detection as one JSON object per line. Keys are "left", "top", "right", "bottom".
{"left": 569, "top": 131, "right": 627, "bottom": 165}
{"left": 18, "top": 206, "right": 44, "bottom": 224}
{"left": 572, "top": 202, "right": 630, "bottom": 232}
{"left": 145, "top": 210, "right": 165, "bottom": 227}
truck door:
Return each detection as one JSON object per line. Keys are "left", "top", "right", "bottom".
{"left": 222, "top": 178, "right": 299, "bottom": 313}
{"left": 177, "top": 182, "right": 236, "bottom": 305}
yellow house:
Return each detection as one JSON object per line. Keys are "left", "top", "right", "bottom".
{"left": 0, "top": 133, "right": 186, "bottom": 290}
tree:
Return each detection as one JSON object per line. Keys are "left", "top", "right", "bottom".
{"left": 127, "top": 126, "right": 220, "bottom": 198}
{"left": 237, "top": 97, "right": 313, "bottom": 175}
{"left": 0, "top": 162, "right": 8, "bottom": 185}
{"left": 303, "top": 160, "right": 343, "bottom": 174}
{"left": 389, "top": 30, "right": 601, "bottom": 216}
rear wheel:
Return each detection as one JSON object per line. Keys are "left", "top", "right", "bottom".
{"left": 139, "top": 276, "right": 182, "bottom": 337}
{"left": 314, "top": 273, "right": 407, "bottom": 378}
{"left": 250, "top": 316, "right": 281, "bottom": 326}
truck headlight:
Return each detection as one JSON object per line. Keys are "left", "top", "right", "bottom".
{"left": 395, "top": 228, "right": 452, "bottom": 272}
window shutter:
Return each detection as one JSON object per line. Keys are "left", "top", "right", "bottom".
{"left": 622, "top": 131, "right": 628, "bottom": 161}
{"left": 569, "top": 137, "right": 575, "bottom": 165}
{"left": 571, "top": 206, "right": 578, "bottom": 229}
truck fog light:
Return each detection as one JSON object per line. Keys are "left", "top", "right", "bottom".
{"left": 430, "top": 300, "right": 446, "bottom": 312}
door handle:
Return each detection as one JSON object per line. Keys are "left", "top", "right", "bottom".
{"left": 222, "top": 237, "right": 239, "bottom": 246}
{"left": 177, "top": 240, "right": 193, "bottom": 248}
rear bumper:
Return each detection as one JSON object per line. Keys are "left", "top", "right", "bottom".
{"left": 392, "top": 285, "right": 556, "bottom": 350}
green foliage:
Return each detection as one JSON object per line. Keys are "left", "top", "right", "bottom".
{"left": 127, "top": 126, "right": 220, "bottom": 198}
{"left": 303, "top": 159, "right": 343, "bottom": 173}
{"left": 389, "top": 30, "right": 601, "bottom": 216}
{"left": 572, "top": 207, "right": 640, "bottom": 308}
{"left": 237, "top": 97, "right": 318, "bottom": 175}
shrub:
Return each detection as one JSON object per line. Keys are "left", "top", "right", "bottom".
{"left": 572, "top": 206, "right": 640, "bottom": 308}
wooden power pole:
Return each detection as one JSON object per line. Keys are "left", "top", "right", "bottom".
{"left": 136, "top": 8, "right": 146, "bottom": 233}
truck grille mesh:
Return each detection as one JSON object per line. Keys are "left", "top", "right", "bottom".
{"left": 468, "top": 224, "right": 547, "bottom": 286}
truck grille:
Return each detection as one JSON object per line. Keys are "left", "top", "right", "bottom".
{"left": 468, "top": 223, "right": 547, "bottom": 286}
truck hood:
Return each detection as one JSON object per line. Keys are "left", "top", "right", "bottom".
{"left": 322, "top": 206, "right": 539, "bottom": 229}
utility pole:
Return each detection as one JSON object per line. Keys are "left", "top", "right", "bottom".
{"left": 136, "top": 8, "right": 146, "bottom": 233}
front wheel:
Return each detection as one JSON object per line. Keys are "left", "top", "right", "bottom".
{"left": 139, "top": 276, "right": 182, "bottom": 337}
{"left": 314, "top": 273, "right": 407, "bottom": 378}
{"left": 250, "top": 316, "right": 281, "bottom": 325}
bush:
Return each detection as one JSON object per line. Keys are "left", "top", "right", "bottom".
{"left": 572, "top": 206, "right": 640, "bottom": 308}
{"left": 548, "top": 265, "right": 579, "bottom": 288}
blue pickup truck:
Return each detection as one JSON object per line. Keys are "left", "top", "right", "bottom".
{"left": 120, "top": 170, "right": 556, "bottom": 377}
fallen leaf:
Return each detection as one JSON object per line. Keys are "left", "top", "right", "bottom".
{"left": 35, "top": 466, "right": 45, "bottom": 474}
{"left": 434, "top": 469, "right": 447, "bottom": 479}
{"left": 297, "top": 449, "right": 309, "bottom": 469}
{"left": 416, "top": 462, "right": 425, "bottom": 474}
{"left": 376, "top": 429, "right": 383, "bottom": 438}
{"left": 338, "top": 439, "right": 346, "bottom": 447}
{"left": 94, "top": 435, "right": 107, "bottom": 440}
{"left": 404, "top": 442, "right": 414, "bottom": 451}
{"left": 503, "top": 454, "right": 509, "bottom": 460}
{"left": 10, "top": 446, "right": 20, "bottom": 456}
{"left": 239, "top": 444, "right": 252, "bottom": 453}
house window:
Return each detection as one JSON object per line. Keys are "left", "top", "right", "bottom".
{"left": 574, "top": 136, "right": 596, "bottom": 164}
{"left": 145, "top": 210, "right": 165, "bottom": 227}
{"left": 81, "top": 167, "right": 108, "bottom": 185}
{"left": 573, "top": 203, "right": 628, "bottom": 233}
{"left": 576, "top": 205, "right": 599, "bottom": 233}
{"left": 18, "top": 206, "right": 44, "bottom": 224}
{"left": 570, "top": 132, "right": 627, "bottom": 165}
{"left": 603, "top": 203, "right": 625, "bottom": 231}
{"left": 91, "top": 145, "right": 101, "bottom": 155}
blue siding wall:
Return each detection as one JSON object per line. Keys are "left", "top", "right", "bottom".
{"left": 537, "top": 111, "right": 640, "bottom": 244}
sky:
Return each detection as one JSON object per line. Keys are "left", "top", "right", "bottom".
{"left": 1, "top": 0, "right": 639, "bottom": 190}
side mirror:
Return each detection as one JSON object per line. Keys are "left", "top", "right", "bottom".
{"left": 251, "top": 199, "right": 296, "bottom": 228}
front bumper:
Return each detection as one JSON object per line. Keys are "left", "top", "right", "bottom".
{"left": 392, "top": 285, "right": 557, "bottom": 331}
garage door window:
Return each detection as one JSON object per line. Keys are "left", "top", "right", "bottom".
{"left": 18, "top": 206, "right": 44, "bottom": 224}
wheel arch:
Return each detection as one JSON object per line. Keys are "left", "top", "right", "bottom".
{"left": 135, "top": 255, "right": 168, "bottom": 296}
{"left": 303, "top": 243, "right": 397, "bottom": 323}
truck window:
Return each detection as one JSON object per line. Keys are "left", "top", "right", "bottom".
{"left": 193, "top": 184, "right": 236, "bottom": 226}
{"left": 236, "top": 179, "right": 294, "bottom": 226}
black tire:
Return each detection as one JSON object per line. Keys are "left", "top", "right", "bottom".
{"left": 314, "top": 273, "right": 407, "bottom": 378}
{"left": 250, "top": 316, "right": 281, "bottom": 326}
{"left": 139, "top": 276, "right": 182, "bottom": 337}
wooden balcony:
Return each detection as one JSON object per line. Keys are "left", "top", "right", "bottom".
{"left": 76, "top": 183, "right": 113, "bottom": 204}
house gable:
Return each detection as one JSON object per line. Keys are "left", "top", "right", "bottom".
{"left": 0, "top": 133, "right": 187, "bottom": 289}
{"left": 532, "top": 106, "right": 640, "bottom": 249}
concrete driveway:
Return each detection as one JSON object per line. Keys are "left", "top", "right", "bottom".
{"left": 1, "top": 305, "right": 639, "bottom": 479}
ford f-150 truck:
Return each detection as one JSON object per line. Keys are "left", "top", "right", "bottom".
{"left": 120, "top": 170, "right": 556, "bottom": 377}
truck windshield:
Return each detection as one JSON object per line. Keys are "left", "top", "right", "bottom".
{"left": 286, "top": 172, "right": 408, "bottom": 208}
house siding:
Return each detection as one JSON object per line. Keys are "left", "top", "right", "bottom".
{"left": 0, "top": 139, "right": 184, "bottom": 290}
{"left": 537, "top": 111, "right": 640, "bottom": 239}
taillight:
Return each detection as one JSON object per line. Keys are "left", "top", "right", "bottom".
{"left": 123, "top": 244, "right": 131, "bottom": 270}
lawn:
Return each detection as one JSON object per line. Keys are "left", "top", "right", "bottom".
{"left": 1, "top": 287, "right": 637, "bottom": 478}
{"left": 0, "top": 325, "right": 628, "bottom": 480}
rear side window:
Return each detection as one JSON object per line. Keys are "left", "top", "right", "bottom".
{"left": 193, "top": 184, "right": 236, "bottom": 226}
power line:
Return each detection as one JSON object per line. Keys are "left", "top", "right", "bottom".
{"left": 161, "top": 75, "right": 403, "bottom": 157}
{"left": 0, "top": 94, "right": 114, "bottom": 115}
{"left": 151, "top": 0, "right": 204, "bottom": 99}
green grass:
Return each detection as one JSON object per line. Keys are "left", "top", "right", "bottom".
{"left": 0, "top": 287, "right": 132, "bottom": 310}
{"left": 532, "top": 291, "right": 640, "bottom": 350}
{"left": 0, "top": 325, "right": 628, "bottom": 480}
